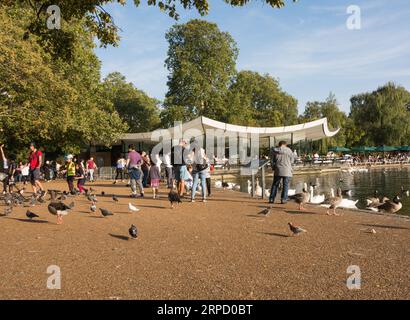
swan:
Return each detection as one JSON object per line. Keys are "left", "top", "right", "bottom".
{"left": 214, "top": 180, "right": 222, "bottom": 188}
{"left": 339, "top": 198, "right": 359, "bottom": 209}
{"left": 255, "top": 178, "right": 262, "bottom": 197}
{"left": 309, "top": 186, "right": 325, "bottom": 204}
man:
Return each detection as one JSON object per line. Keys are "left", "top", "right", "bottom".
{"left": 163, "top": 149, "right": 174, "bottom": 188}
{"left": 86, "top": 157, "right": 97, "bottom": 182}
{"left": 28, "top": 142, "right": 45, "bottom": 196}
{"left": 171, "top": 139, "right": 188, "bottom": 196}
{"left": 269, "top": 141, "right": 296, "bottom": 204}
{"left": 125, "top": 144, "right": 144, "bottom": 198}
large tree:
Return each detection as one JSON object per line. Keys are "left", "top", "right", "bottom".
{"left": 349, "top": 83, "right": 410, "bottom": 146}
{"left": 0, "top": 5, "right": 127, "bottom": 156}
{"left": 102, "top": 72, "right": 161, "bottom": 132}
{"left": 162, "top": 19, "right": 238, "bottom": 125}
{"left": 226, "top": 71, "right": 298, "bottom": 126}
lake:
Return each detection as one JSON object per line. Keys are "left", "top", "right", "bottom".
{"left": 230, "top": 166, "right": 410, "bottom": 216}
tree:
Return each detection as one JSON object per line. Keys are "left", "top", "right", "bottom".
{"left": 102, "top": 72, "right": 161, "bottom": 132}
{"left": 2, "top": 1, "right": 297, "bottom": 58}
{"left": 349, "top": 83, "right": 410, "bottom": 146}
{"left": 0, "top": 5, "right": 127, "bottom": 156}
{"left": 299, "top": 93, "right": 348, "bottom": 151}
{"left": 162, "top": 19, "right": 238, "bottom": 123}
{"left": 226, "top": 71, "right": 298, "bottom": 126}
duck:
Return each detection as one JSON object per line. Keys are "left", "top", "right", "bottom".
{"left": 321, "top": 188, "right": 343, "bottom": 215}
{"left": 308, "top": 186, "right": 325, "bottom": 204}
{"left": 400, "top": 186, "right": 409, "bottom": 197}
{"left": 366, "top": 190, "right": 380, "bottom": 206}
{"left": 289, "top": 187, "right": 310, "bottom": 210}
{"left": 48, "top": 201, "right": 71, "bottom": 224}
{"left": 367, "top": 196, "right": 389, "bottom": 211}
{"left": 373, "top": 196, "right": 402, "bottom": 214}
{"left": 339, "top": 197, "right": 359, "bottom": 210}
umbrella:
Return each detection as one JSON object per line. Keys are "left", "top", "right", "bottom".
{"left": 351, "top": 146, "right": 377, "bottom": 153}
{"left": 329, "top": 147, "right": 350, "bottom": 153}
{"left": 374, "top": 146, "right": 398, "bottom": 152}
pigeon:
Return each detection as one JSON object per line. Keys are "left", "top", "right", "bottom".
{"left": 101, "top": 191, "right": 105, "bottom": 196}
{"left": 258, "top": 207, "right": 271, "bottom": 216}
{"left": 48, "top": 202, "right": 71, "bottom": 224}
{"left": 26, "top": 210, "right": 39, "bottom": 219}
{"left": 29, "top": 195, "right": 37, "bottom": 207}
{"left": 128, "top": 203, "right": 140, "bottom": 213}
{"left": 4, "top": 206, "right": 12, "bottom": 216}
{"left": 87, "top": 194, "right": 97, "bottom": 203}
{"left": 128, "top": 224, "right": 138, "bottom": 239}
{"left": 288, "top": 222, "right": 307, "bottom": 235}
{"left": 112, "top": 195, "right": 119, "bottom": 202}
{"left": 100, "top": 208, "right": 113, "bottom": 217}
{"left": 90, "top": 203, "right": 97, "bottom": 213}
{"left": 168, "top": 189, "right": 181, "bottom": 209}
{"left": 67, "top": 201, "right": 75, "bottom": 209}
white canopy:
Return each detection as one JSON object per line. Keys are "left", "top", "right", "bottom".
{"left": 120, "top": 116, "right": 339, "bottom": 144}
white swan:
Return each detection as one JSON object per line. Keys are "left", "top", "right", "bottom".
{"left": 339, "top": 198, "right": 359, "bottom": 209}
{"left": 309, "top": 186, "right": 325, "bottom": 204}
{"left": 214, "top": 180, "right": 222, "bottom": 188}
{"left": 255, "top": 178, "right": 262, "bottom": 197}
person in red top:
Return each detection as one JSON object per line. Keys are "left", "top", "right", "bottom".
{"left": 86, "top": 157, "right": 97, "bottom": 182}
{"left": 28, "top": 142, "right": 45, "bottom": 196}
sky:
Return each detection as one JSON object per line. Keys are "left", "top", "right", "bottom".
{"left": 94, "top": 0, "right": 410, "bottom": 114}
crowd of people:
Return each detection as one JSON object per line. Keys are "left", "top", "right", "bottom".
{"left": 0, "top": 139, "right": 214, "bottom": 203}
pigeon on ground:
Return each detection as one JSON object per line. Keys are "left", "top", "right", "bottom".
{"left": 67, "top": 201, "right": 75, "bottom": 209}
{"left": 26, "top": 210, "right": 39, "bottom": 219}
{"left": 168, "top": 189, "right": 181, "bottom": 209}
{"left": 90, "top": 203, "right": 97, "bottom": 213}
{"left": 48, "top": 202, "right": 71, "bottom": 224}
{"left": 129, "top": 224, "right": 138, "bottom": 239}
{"left": 4, "top": 206, "right": 12, "bottom": 216}
{"left": 101, "top": 191, "right": 105, "bottom": 196}
{"left": 87, "top": 194, "right": 97, "bottom": 203}
{"left": 113, "top": 195, "right": 119, "bottom": 202}
{"left": 258, "top": 207, "right": 271, "bottom": 216}
{"left": 99, "top": 208, "right": 113, "bottom": 217}
{"left": 128, "top": 203, "right": 140, "bottom": 213}
{"left": 288, "top": 222, "right": 307, "bottom": 235}
{"left": 29, "top": 195, "right": 37, "bottom": 207}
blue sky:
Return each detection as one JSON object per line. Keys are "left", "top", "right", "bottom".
{"left": 95, "top": 0, "right": 410, "bottom": 114}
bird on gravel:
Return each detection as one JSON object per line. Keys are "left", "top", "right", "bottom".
{"left": 112, "top": 195, "right": 119, "bottom": 203}
{"left": 168, "top": 189, "right": 181, "bottom": 209}
{"left": 101, "top": 191, "right": 105, "bottom": 196}
{"left": 87, "top": 194, "right": 97, "bottom": 203}
{"left": 288, "top": 222, "right": 307, "bottom": 235}
{"left": 129, "top": 224, "right": 138, "bottom": 239}
{"left": 289, "top": 186, "right": 310, "bottom": 211}
{"left": 67, "top": 201, "right": 75, "bottom": 209}
{"left": 100, "top": 208, "right": 113, "bottom": 217}
{"left": 90, "top": 202, "right": 97, "bottom": 213}
{"left": 258, "top": 207, "right": 271, "bottom": 216}
{"left": 128, "top": 203, "right": 140, "bottom": 213}
{"left": 26, "top": 210, "right": 39, "bottom": 219}
{"left": 321, "top": 188, "right": 343, "bottom": 216}
{"left": 48, "top": 202, "right": 71, "bottom": 225}
{"left": 4, "top": 206, "right": 12, "bottom": 216}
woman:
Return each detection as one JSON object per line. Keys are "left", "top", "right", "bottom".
{"left": 141, "top": 151, "right": 151, "bottom": 188}
{"left": 190, "top": 142, "right": 208, "bottom": 203}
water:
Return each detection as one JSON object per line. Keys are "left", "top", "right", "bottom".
{"left": 230, "top": 167, "right": 410, "bottom": 216}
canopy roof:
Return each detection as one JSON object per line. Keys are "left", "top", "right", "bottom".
{"left": 121, "top": 116, "right": 339, "bottom": 144}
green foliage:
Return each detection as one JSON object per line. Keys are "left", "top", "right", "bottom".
{"left": 226, "top": 71, "right": 298, "bottom": 126}
{"left": 0, "top": 5, "right": 127, "bottom": 156}
{"left": 163, "top": 19, "right": 238, "bottom": 123}
{"left": 349, "top": 82, "right": 410, "bottom": 146}
{"left": 102, "top": 72, "right": 161, "bottom": 132}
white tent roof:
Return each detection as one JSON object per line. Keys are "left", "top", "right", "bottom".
{"left": 120, "top": 116, "right": 339, "bottom": 144}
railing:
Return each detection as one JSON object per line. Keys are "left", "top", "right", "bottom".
{"left": 242, "top": 159, "right": 270, "bottom": 199}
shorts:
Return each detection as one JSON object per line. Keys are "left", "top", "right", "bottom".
{"left": 179, "top": 165, "right": 190, "bottom": 181}
{"left": 29, "top": 168, "right": 40, "bottom": 183}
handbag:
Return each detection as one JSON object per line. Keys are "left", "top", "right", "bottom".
{"left": 195, "top": 163, "right": 208, "bottom": 172}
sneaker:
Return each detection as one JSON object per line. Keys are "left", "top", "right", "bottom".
{"left": 140, "top": 193, "right": 144, "bottom": 198}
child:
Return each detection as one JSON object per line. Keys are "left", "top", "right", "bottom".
{"left": 64, "top": 155, "right": 76, "bottom": 194}
{"left": 21, "top": 162, "right": 29, "bottom": 185}
{"left": 149, "top": 155, "right": 161, "bottom": 199}
{"left": 184, "top": 165, "right": 193, "bottom": 192}
{"left": 75, "top": 162, "right": 86, "bottom": 194}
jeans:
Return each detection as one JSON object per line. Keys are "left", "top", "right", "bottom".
{"left": 129, "top": 167, "right": 144, "bottom": 195}
{"left": 165, "top": 167, "right": 173, "bottom": 188}
{"left": 142, "top": 167, "right": 149, "bottom": 187}
{"left": 191, "top": 170, "right": 207, "bottom": 200}
{"left": 269, "top": 176, "right": 291, "bottom": 203}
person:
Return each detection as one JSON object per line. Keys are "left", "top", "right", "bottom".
{"left": 0, "top": 144, "right": 13, "bottom": 194}
{"left": 268, "top": 141, "right": 296, "bottom": 204}
{"left": 113, "top": 156, "right": 126, "bottom": 184}
{"left": 141, "top": 151, "right": 151, "bottom": 188}
{"left": 64, "top": 155, "right": 76, "bottom": 194}
{"left": 149, "top": 155, "right": 161, "bottom": 199}
{"left": 21, "top": 162, "right": 29, "bottom": 185}
{"left": 205, "top": 159, "right": 212, "bottom": 197}
{"left": 15, "top": 161, "right": 23, "bottom": 183}
{"left": 87, "top": 157, "right": 97, "bottom": 182}
{"left": 75, "top": 162, "right": 86, "bottom": 194}
{"left": 28, "top": 142, "right": 45, "bottom": 196}
{"left": 184, "top": 164, "right": 194, "bottom": 193}
{"left": 163, "top": 149, "right": 174, "bottom": 188}
{"left": 171, "top": 139, "right": 188, "bottom": 196}
{"left": 126, "top": 144, "right": 144, "bottom": 198}
{"left": 190, "top": 141, "right": 208, "bottom": 203}
{"left": 43, "top": 160, "right": 53, "bottom": 182}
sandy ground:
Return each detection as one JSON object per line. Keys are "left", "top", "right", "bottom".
{"left": 0, "top": 180, "right": 409, "bottom": 300}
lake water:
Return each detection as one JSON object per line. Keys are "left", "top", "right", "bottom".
{"left": 228, "top": 167, "right": 410, "bottom": 216}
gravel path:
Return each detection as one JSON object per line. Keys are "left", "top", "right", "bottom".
{"left": 0, "top": 181, "right": 409, "bottom": 299}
